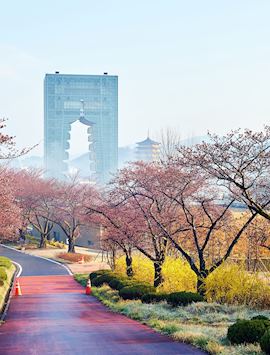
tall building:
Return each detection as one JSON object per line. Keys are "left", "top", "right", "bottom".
{"left": 136, "top": 136, "right": 161, "bottom": 162}
{"left": 44, "top": 72, "right": 118, "bottom": 183}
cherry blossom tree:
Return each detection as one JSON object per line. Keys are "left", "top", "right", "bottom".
{"left": 50, "top": 177, "right": 97, "bottom": 253}
{"left": 0, "top": 168, "right": 22, "bottom": 242}
{"left": 109, "top": 162, "right": 186, "bottom": 287}
{"left": 181, "top": 126, "right": 270, "bottom": 221}
{"left": 88, "top": 195, "right": 145, "bottom": 277}
{"left": 15, "top": 170, "right": 56, "bottom": 248}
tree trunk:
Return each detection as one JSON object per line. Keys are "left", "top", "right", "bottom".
{"left": 154, "top": 261, "right": 164, "bottom": 288}
{"left": 39, "top": 233, "right": 47, "bottom": 248}
{"left": 68, "top": 237, "right": 75, "bottom": 253}
{"left": 196, "top": 277, "right": 206, "bottom": 297}
{"left": 125, "top": 254, "right": 133, "bottom": 277}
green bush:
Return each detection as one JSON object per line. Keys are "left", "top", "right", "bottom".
{"left": 141, "top": 292, "right": 168, "bottom": 303}
{"left": 0, "top": 256, "right": 12, "bottom": 269}
{"left": 167, "top": 292, "right": 204, "bottom": 307}
{"left": 260, "top": 328, "right": 270, "bottom": 354}
{"left": 92, "top": 273, "right": 116, "bottom": 287}
{"left": 251, "top": 315, "right": 269, "bottom": 321}
{"left": 0, "top": 267, "right": 7, "bottom": 281}
{"left": 89, "top": 270, "right": 110, "bottom": 282}
{"left": 108, "top": 277, "right": 128, "bottom": 290}
{"left": 227, "top": 320, "right": 270, "bottom": 344}
{"left": 119, "top": 284, "right": 155, "bottom": 300}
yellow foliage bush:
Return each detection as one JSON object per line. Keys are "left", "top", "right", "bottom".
{"left": 205, "top": 263, "right": 270, "bottom": 308}
{"left": 115, "top": 255, "right": 197, "bottom": 293}
{"left": 115, "top": 255, "right": 270, "bottom": 308}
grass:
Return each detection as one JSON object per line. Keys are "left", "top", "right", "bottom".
{"left": 0, "top": 264, "right": 15, "bottom": 317}
{"left": 74, "top": 274, "right": 269, "bottom": 355}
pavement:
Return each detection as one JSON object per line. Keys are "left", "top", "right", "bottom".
{"left": 0, "top": 245, "right": 69, "bottom": 276}
{"left": 0, "top": 245, "right": 205, "bottom": 355}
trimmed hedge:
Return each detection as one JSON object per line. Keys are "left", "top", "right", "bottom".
{"left": 167, "top": 292, "right": 204, "bottom": 307}
{"left": 0, "top": 267, "right": 7, "bottom": 281}
{"left": 108, "top": 277, "right": 132, "bottom": 291}
{"left": 141, "top": 292, "right": 168, "bottom": 304}
{"left": 119, "top": 284, "right": 156, "bottom": 300}
{"left": 260, "top": 328, "right": 270, "bottom": 354}
{"left": 89, "top": 270, "right": 110, "bottom": 282}
{"left": 227, "top": 320, "right": 270, "bottom": 344}
{"left": 0, "top": 256, "right": 12, "bottom": 269}
{"left": 92, "top": 273, "right": 115, "bottom": 287}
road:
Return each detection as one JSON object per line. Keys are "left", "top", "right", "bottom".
{"left": 0, "top": 245, "right": 69, "bottom": 276}
{"left": 0, "top": 246, "right": 205, "bottom": 355}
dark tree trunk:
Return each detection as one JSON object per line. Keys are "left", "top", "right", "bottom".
{"left": 39, "top": 234, "right": 47, "bottom": 248}
{"left": 197, "top": 276, "right": 206, "bottom": 297}
{"left": 125, "top": 254, "right": 133, "bottom": 277}
{"left": 154, "top": 261, "right": 164, "bottom": 288}
{"left": 68, "top": 237, "right": 75, "bottom": 253}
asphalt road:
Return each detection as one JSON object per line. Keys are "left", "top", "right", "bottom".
{"left": 0, "top": 245, "right": 69, "bottom": 276}
{"left": 0, "top": 246, "right": 205, "bottom": 355}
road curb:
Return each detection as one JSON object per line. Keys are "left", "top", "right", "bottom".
{"left": 0, "top": 244, "right": 73, "bottom": 276}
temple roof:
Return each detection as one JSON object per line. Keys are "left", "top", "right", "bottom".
{"left": 136, "top": 137, "right": 160, "bottom": 145}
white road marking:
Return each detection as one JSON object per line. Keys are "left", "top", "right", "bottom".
{"left": 12, "top": 261, "right": 22, "bottom": 277}
{"left": 0, "top": 244, "right": 72, "bottom": 275}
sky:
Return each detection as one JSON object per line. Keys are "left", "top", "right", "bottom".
{"left": 0, "top": 0, "right": 270, "bottom": 156}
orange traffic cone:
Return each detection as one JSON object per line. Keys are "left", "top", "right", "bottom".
{"left": 15, "top": 279, "right": 22, "bottom": 296}
{"left": 85, "top": 279, "right": 91, "bottom": 295}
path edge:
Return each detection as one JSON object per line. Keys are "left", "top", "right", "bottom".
{"left": 0, "top": 244, "right": 72, "bottom": 276}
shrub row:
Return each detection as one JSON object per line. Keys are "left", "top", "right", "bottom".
{"left": 0, "top": 257, "right": 12, "bottom": 287}
{"left": 227, "top": 316, "right": 270, "bottom": 353}
{"left": 90, "top": 270, "right": 203, "bottom": 305}
{"left": 0, "top": 256, "right": 12, "bottom": 269}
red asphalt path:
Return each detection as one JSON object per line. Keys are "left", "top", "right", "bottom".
{"left": 0, "top": 276, "right": 205, "bottom": 355}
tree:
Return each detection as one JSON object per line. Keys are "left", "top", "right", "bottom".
{"left": 113, "top": 160, "right": 258, "bottom": 293}
{"left": 0, "top": 118, "right": 33, "bottom": 159}
{"left": 0, "top": 168, "right": 22, "bottom": 242}
{"left": 50, "top": 177, "right": 97, "bottom": 253}
{"left": 0, "top": 119, "right": 34, "bottom": 242}
{"left": 111, "top": 162, "right": 185, "bottom": 287}
{"left": 183, "top": 126, "right": 270, "bottom": 221}
{"left": 88, "top": 195, "right": 146, "bottom": 277}
{"left": 15, "top": 170, "right": 55, "bottom": 248}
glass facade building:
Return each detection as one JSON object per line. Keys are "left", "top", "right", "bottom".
{"left": 44, "top": 73, "right": 118, "bottom": 183}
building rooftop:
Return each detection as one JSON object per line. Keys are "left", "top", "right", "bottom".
{"left": 136, "top": 137, "right": 160, "bottom": 146}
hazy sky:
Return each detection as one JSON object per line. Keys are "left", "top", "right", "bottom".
{"left": 0, "top": 0, "right": 270, "bottom": 156}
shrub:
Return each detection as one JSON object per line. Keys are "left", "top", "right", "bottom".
{"left": 92, "top": 273, "right": 115, "bottom": 287}
{"left": 119, "top": 284, "right": 155, "bottom": 300}
{"left": 141, "top": 292, "right": 168, "bottom": 303}
{"left": 0, "top": 256, "right": 12, "bottom": 269}
{"left": 89, "top": 270, "right": 110, "bottom": 282}
{"left": 167, "top": 292, "right": 204, "bottom": 307}
{"left": 115, "top": 255, "right": 196, "bottom": 292}
{"left": 251, "top": 315, "right": 269, "bottom": 321}
{"left": 108, "top": 277, "right": 130, "bottom": 290}
{"left": 74, "top": 274, "right": 88, "bottom": 287}
{"left": 227, "top": 320, "right": 270, "bottom": 344}
{"left": 205, "top": 263, "right": 270, "bottom": 308}
{"left": 0, "top": 267, "right": 7, "bottom": 281}
{"left": 57, "top": 252, "right": 92, "bottom": 263}
{"left": 260, "top": 328, "right": 270, "bottom": 354}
